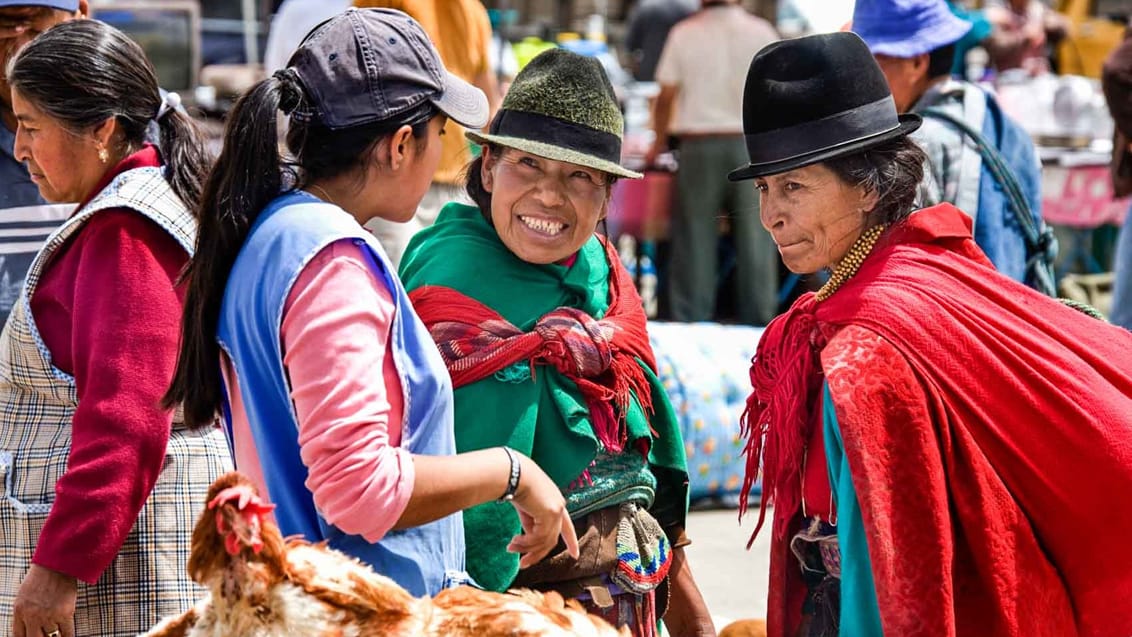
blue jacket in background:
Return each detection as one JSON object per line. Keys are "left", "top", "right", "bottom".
{"left": 0, "top": 124, "right": 70, "bottom": 330}
{"left": 914, "top": 79, "right": 1044, "bottom": 285}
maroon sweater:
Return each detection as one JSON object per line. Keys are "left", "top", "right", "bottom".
{"left": 29, "top": 146, "right": 190, "bottom": 584}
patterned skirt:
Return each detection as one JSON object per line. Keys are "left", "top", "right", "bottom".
{"left": 576, "top": 577, "right": 659, "bottom": 637}
{"left": 791, "top": 516, "right": 841, "bottom": 637}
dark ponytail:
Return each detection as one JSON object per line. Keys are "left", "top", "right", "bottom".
{"left": 156, "top": 105, "right": 210, "bottom": 209}
{"left": 164, "top": 74, "right": 294, "bottom": 426}
{"left": 8, "top": 19, "right": 209, "bottom": 209}
{"left": 165, "top": 68, "right": 438, "bottom": 426}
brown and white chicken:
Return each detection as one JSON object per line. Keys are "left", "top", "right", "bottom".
{"left": 141, "top": 472, "right": 628, "bottom": 637}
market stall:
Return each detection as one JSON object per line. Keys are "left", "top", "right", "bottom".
{"left": 1040, "top": 147, "right": 1129, "bottom": 274}
{"left": 997, "top": 71, "right": 1125, "bottom": 308}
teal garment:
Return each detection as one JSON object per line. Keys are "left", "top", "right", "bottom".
{"left": 822, "top": 383, "right": 884, "bottom": 637}
{"left": 948, "top": 1, "right": 993, "bottom": 77}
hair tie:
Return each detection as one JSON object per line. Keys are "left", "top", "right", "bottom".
{"left": 273, "top": 68, "right": 305, "bottom": 117}
{"left": 155, "top": 91, "right": 182, "bottom": 122}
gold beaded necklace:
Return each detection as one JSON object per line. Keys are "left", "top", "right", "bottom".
{"left": 815, "top": 224, "right": 887, "bottom": 302}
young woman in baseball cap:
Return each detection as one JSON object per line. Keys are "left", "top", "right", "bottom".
{"left": 165, "top": 8, "right": 578, "bottom": 596}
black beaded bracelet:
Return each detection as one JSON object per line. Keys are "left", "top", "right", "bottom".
{"left": 499, "top": 446, "right": 521, "bottom": 502}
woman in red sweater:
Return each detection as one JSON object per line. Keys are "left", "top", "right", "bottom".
{"left": 1, "top": 20, "right": 230, "bottom": 637}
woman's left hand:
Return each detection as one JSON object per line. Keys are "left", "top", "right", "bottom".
{"left": 12, "top": 564, "right": 77, "bottom": 637}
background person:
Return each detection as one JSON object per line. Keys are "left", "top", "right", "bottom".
{"left": 648, "top": 0, "right": 780, "bottom": 325}
{"left": 1101, "top": 26, "right": 1132, "bottom": 330}
{"left": 624, "top": 0, "right": 696, "bottom": 83}
{"left": 0, "top": 0, "right": 87, "bottom": 329}
{"left": 984, "top": 0, "right": 1069, "bottom": 75}
{"left": 853, "top": 0, "right": 1048, "bottom": 289}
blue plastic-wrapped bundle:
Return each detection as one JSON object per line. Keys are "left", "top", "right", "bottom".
{"left": 647, "top": 322, "right": 765, "bottom": 505}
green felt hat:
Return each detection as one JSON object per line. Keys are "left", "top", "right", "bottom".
{"left": 466, "top": 48, "right": 642, "bottom": 179}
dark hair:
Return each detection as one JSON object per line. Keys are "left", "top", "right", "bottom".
{"left": 464, "top": 144, "right": 619, "bottom": 226}
{"left": 8, "top": 19, "right": 209, "bottom": 208}
{"left": 824, "top": 135, "right": 927, "bottom": 226}
{"left": 464, "top": 151, "right": 494, "bottom": 221}
{"left": 928, "top": 43, "right": 957, "bottom": 80}
{"left": 164, "top": 68, "right": 436, "bottom": 426}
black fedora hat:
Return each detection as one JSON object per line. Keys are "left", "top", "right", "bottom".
{"left": 728, "top": 32, "right": 922, "bottom": 181}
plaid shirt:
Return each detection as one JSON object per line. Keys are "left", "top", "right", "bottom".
{"left": 0, "top": 167, "right": 231, "bottom": 636}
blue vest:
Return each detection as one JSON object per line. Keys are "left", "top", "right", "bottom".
{"left": 216, "top": 191, "right": 467, "bottom": 597}
{"left": 0, "top": 123, "right": 63, "bottom": 329}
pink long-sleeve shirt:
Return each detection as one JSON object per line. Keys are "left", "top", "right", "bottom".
{"left": 222, "top": 239, "right": 412, "bottom": 542}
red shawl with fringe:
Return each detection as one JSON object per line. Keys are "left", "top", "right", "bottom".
{"left": 742, "top": 204, "right": 1132, "bottom": 637}
{"left": 409, "top": 237, "right": 655, "bottom": 453}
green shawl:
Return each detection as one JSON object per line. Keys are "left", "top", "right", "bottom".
{"left": 400, "top": 202, "right": 688, "bottom": 592}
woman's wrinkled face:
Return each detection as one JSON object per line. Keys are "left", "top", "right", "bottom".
{"left": 11, "top": 88, "right": 105, "bottom": 203}
{"left": 755, "top": 162, "right": 876, "bottom": 274}
{"left": 482, "top": 147, "right": 611, "bottom": 265}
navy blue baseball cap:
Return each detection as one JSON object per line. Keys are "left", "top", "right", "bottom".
{"left": 287, "top": 8, "right": 488, "bottom": 131}
{"left": 0, "top": 0, "right": 80, "bottom": 11}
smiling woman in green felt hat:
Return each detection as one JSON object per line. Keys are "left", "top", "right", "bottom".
{"left": 400, "top": 48, "right": 714, "bottom": 637}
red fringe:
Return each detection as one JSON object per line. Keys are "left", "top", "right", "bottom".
{"left": 739, "top": 296, "right": 823, "bottom": 545}
{"left": 581, "top": 381, "right": 623, "bottom": 453}
{"left": 409, "top": 237, "right": 664, "bottom": 463}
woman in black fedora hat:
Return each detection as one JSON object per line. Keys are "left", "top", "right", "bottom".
{"left": 732, "top": 31, "right": 1132, "bottom": 637}
{"left": 400, "top": 48, "right": 714, "bottom": 637}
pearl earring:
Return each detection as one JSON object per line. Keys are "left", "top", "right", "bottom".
{"left": 97, "top": 147, "right": 109, "bottom": 164}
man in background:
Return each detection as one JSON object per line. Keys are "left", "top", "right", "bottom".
{"left": 648, "top": 0, "right": 779, "bottom": 325}
{"left": 354, "top": 0, "right": 501, "bottom": 268}
{"left": 854, "top": 0, "right": 1047, "bottom": 288}
{"left": 624, "top": 0, "right": 696, "bottom": 82}
{"left": 0, "top": 0, "right": 86, "bottom": 328}
{"left": 984, "top": 0, "right": 1068, "bottom": 76}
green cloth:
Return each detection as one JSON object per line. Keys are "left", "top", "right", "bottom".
{"left": 400, "top": 202, "right": 689, "bottom": 592}
{"left": 823, "top": 383, "right": 884, "bottom": 636}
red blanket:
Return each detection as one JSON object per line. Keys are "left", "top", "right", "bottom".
{"left": 409, "top": 236, "right": 656, "bottom": 453}
{"left": 745, "top": 204, "right": 1132, "bottom": 637}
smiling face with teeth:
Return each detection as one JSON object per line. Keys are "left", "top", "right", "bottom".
{"left": 481, "top": 147, "right": 612, "bottom": 265}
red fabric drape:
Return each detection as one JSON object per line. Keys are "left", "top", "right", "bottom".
{"left": 409, "top": 237, "right": 656, "bottom": 452}
{"left": 745, "top": 204, "right": 1132, "bottom": 637}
